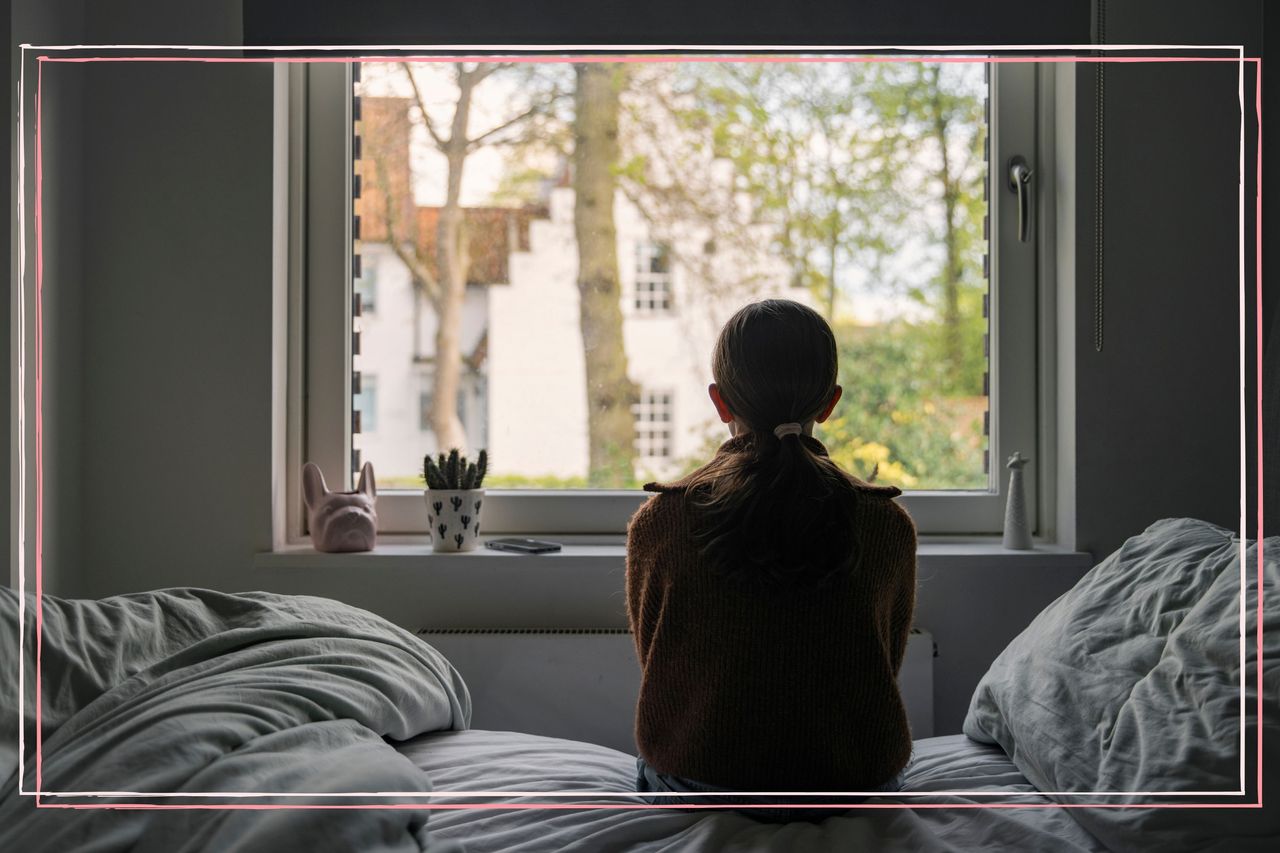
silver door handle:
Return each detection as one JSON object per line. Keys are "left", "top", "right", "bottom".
{"left": 1007, "top": 156, "right": 1033, "bottom": 243}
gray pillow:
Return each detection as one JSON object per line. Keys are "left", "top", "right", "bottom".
{"left": 963, "top": 517, "right": 1278, "bottom": 851}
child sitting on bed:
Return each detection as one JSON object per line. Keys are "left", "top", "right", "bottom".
{"left": 625, "top": 298, "right": 918, "bottom": 823}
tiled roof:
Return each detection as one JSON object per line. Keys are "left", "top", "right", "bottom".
{"left": 358, "top": 96, "right": 415, "bottom": 245}
{"left": 414, "top": 206, "right": 545, "bottom": 285}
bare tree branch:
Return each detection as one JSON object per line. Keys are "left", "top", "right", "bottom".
{"left": 467, "top": 90, "right": 566, "bottom": 151}
{"left": 401, "top": 62, "right": 447, "bottom": 151}
{"left": 468, "top": 61, "right": 509, "bottom": 86}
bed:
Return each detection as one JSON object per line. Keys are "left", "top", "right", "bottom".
{"left": 1, "top": 518, "right": 1275, "bottom": 852}
{"left": 395, "top": 729, "right": 1107, "bottom": 852}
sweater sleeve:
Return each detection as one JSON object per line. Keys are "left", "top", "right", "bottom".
{"left": 625, "top": 497, "right": 665, "bottom": 667}
{"left": 887, "top": 504, "right": 919, "bottom": 677}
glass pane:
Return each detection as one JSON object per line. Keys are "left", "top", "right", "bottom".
{"left": 352, "top": 57, "right": 988, "bottom": 491}
{"left": 353, "top": 374, "right": 377, "bottom": 435}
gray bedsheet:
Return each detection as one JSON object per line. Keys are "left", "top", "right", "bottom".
{"left": 0, "top": 587, "right": 472, "bottom": 853}
{"left": 395, "top": 729, "right": 1110, "bottom": 852}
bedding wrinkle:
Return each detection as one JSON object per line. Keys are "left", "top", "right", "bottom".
{"left": 964, "top": 519, "right": 1278, "bottom": 851}
{"left": 0, "top": 588, "right": 471, "bottom": 852}
{"left": 405, "top": 730, "right": 1111, "bottom": 853}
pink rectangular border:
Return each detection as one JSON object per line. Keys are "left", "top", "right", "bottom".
{"left": 16, "top": 46, "right": 1265, "bottom": 813}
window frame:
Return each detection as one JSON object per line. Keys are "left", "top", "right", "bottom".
{"left": 354, "top": 373, "right": 377, "bottom": 434}
{"left": 284, "top": 57, "right": 1050, "bottom": 540}
{"left": 632, "top": 241, "right": 674, "bottom": 315}
{"left": 633, "top": 388, "right": 676, "bottom": 461}
{"left": 355, "top": 263, "right": 378, "bottom": 315}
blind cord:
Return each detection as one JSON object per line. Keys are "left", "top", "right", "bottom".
{"left": 1094, "top": 0, "right": 1106, "bottom": 352}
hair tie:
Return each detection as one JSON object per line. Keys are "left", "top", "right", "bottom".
{"left": 773, "top": 423, "right": 803, "bottom": 439}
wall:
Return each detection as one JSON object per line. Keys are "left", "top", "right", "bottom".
{"left": 1265, "top": 5, "right": 1280, "bottom": 531}
{"left": 1070, "top": 0, "right": 1266, "bottom": 558}
{"left": 8, "top": 0, "right": 87, "bottom": 598}
{"left": 3, "top": 0, "right": 263, "bottom": 599}
{"left": 77, "top": 58, "right": 275, "bottom": 599}
{"left": 2, "top": 1, "right": 8, "bottom": 592}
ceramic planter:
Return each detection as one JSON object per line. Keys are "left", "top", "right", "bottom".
{"left": 303, "top": 461, "right": 377, "bottom": 553}
{"left": 425, "top": 489, "right": 485, "bottom": 552}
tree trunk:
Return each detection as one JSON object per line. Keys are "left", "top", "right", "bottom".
{"left": 931, "top": 75, "right": 963, "bottom": 390}
{"left": 430, "top": 69, "right": 475, "bottom": 454}
{"left": 573, "top": 63, "right": 637, "bottom": 487}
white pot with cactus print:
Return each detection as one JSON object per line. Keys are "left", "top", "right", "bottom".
{"left": 424, "top": 449, "right": 487, "bottom": 553}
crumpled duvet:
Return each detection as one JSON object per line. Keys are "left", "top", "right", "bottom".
{"left": 964, "top": 518, "right": 1279, "bottom": 852}
{"left": 0, "top": 587, "right": 472, "bottom": 852}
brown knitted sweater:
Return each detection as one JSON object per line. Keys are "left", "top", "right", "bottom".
{"left": 625, "top": 434, "right": 918, "bottom": 792}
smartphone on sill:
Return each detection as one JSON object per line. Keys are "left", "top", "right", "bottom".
{"left": 484, "top": 537, "right": 563, "bottom": 555}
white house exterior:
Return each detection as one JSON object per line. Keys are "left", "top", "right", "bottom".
{"left": 353, "top": 243, "right": 491, "bottom": 486}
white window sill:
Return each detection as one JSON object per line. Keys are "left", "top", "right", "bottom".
{"left": 254, "top": 537, "right": 1093, "bottom": 572}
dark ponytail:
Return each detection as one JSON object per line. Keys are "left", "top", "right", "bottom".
{"left": 685, "top": 299, "right": 863, "bottom": 588}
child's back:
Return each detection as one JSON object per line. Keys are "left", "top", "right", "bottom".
{"left": 624, "top": 299, "right": 919, "bottom": 796}
{"left": 627, "top": 435, "right": 916, "bottom": 791}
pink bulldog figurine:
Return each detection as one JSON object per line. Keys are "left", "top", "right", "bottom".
{"left": 302, "top": 461, "right": 378, "bottom": 553}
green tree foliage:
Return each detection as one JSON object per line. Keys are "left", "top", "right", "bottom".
{"left": 646, "top": 60, "right": 990, "bottom": 488}
{"left": 817, "top": 321, "right": 986, "bottom": 490}
{"left": 670, "top": 62, "right": 905, "bottom": 321}
{"left": 866, "top": 62, "right": 988, "bottom": 396}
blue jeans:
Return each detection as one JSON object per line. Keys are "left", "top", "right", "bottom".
{"left": 635, "top": 757, "right": 904, "bottom": 824}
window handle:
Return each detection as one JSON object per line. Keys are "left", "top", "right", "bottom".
{"left": 1007, "top": 156, "right": 1034, "bottom": 243}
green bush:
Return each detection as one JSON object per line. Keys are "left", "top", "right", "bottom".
{"left": 817, "top": 319, "right": 986, "bottom": 490}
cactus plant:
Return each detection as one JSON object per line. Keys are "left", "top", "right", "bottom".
{"left": 449, "top": 450, "right": 461, "bottom": 488}
{"left": 425, "top": 448, "right": 488, "bottom": 553}
{"left": 423, "top": 448, "right": 489, "bottom": 490}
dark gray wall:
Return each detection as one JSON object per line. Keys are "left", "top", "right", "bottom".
{"left": 78, "top": 59, "right": 275, "bottom": 599}
{"left": 3, "top": 0, "right": 10, "bottom": 591}
{"left": 38, "top": 58, "right": 85, "bottom": 600}
{"left": 243, "top": 0, "right": 1090, "bottom": 47}
{"left": 1075, "top": 56, "right": 1242, "bottom": 556}
{"left": 1263, "top": 2, "right": 1280, "bottom": 534}
{"left": 6, "top": 1, "right": 250, "bottom": 598}
{"left": 8, "top": 0, "right": 87, "bottom": 597}
{"left": 1072, "top": 0, "right": 1264, "bottom": 558}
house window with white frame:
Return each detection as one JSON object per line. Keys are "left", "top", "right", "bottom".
{"left": 353, "top": 373, "right": 377, "bottom": 434}
{"left": 292, "top": 56, "right": 1045, "bottom": 539}
{"left": 633, "top": 390, "right": 675, "bottom": 460}
{"left": 634, "top": 242, "right": 673, "bottom": 315}
{"left": 355, "top": 264, "right": 377, "bottom": 314}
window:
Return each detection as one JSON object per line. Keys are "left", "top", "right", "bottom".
{"left": 355, "top": 264, "right": 377, "bottom": 314}
{"left": 634, "top": 243, "right": 673, "bottom": 314}
{"left": 353, "top": 373, "right": 377, "bottom": 433}
{"left": 293, "top": 57, "right": 1046, "bottom": 537}
{"left": 633, "top": 390, "right": 674, "bottom": 459}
